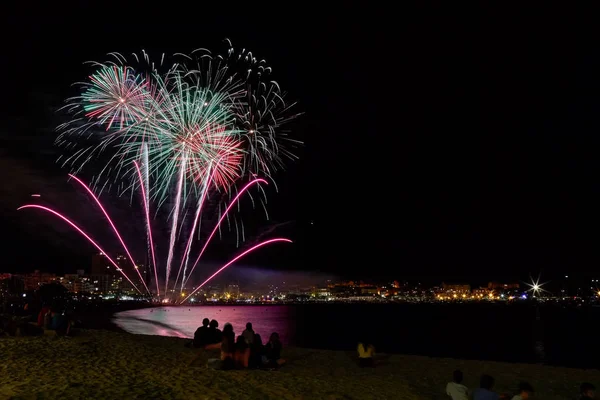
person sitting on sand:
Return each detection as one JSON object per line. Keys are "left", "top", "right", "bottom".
{"left": 242, "top": 322, "right": 255, "bottom": 345}
{"left": 37, "top": 304, "right": 50, "bottom": 328}
{"left": 193, "top": 318, "right": 210, "bottom": 348}
{"left": 250, "top": 333, "right": 264, "bottom": 368}
{"left": 207, "top": 319, "right": 222, "bottom": 344}
{"left": 472, "top": 375, "right": 501, "bottom": 400}
{"left": 50, "top": 309, "right": 72, "bottom": 336}
{"left": 264, "top": 332, "right": 285, "bottom": 368}
{"left": 222, "top": 323, "right": 235, "bottom": 345}
{"left": 357, "top": 338, "right": 375, "bottom": 368}
{"left": 43, "top": 309, "right": 52, "bottom": 329}
{"left": 234, "top": 335, "right": 250, "bottom": 368}
{"left": 204, "top": 322, "right": 235, "bottom": 370}
{"left": 446, "top": 370, "right": 469, "bottom": 400}
{"left": 50, "top": 310, "right": 62, "bottom": 330}
{"left": 511, "top": 382, "right": 533, "bottom": 400}
{"left": 581, "top": 382, "right": 596, "bottom": 399}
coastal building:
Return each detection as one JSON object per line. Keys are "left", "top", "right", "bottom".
{"left": 487, "top": 282, "right": 520, "bottom": 290}
{"left": 359, "top": 286, "right": 379, "bottom": 296}
{"left": 378, "top": 287, "right": 396, "bottom": 297}
{"left": 91, "top": 253, "right": 111, "bottom": 275}
{"left": 116, "top": 255, "right": 128, "bottom": 270}
{"left": 441, "top": 283, "right": 471, "bottom": 295}
{"left": 225, "top": 284, "right": 240, "bottom": 299}
{"left": 312, "top": 287, "right": 331, "bottom": 298}
{"left": 90, "top": 254, "right": 141, "bottom": 294}
{"left": 472, "top": 288, "right": 489, "bottom": 298}
{"left": 206, "top": 285, "right": 222, "bottom": 298}
{"left": 88, "top": 274, "right": 115, "bottom": 294}
{"left": 23, "top": 270, "right": 57, "bottom": 291}
{"left": 134, "top": 262, "right": 150, "bottom": 288}
{"left": 61, "top": 274, "right": 94, "bottom": 293}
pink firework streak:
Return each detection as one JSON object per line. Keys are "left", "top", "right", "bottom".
{"left": 181, "top": 238, "right": 292, "bottom": 303}
{"left": 68, "top": 174, "right": 151, "bottom": 295}
{"left": 165, "top": 153, "right": 187, "bottom": 294}
{"left": 17, "top": 205, "right": 142, "bottom": 294}
{"left": 182, "top": 178, "right": 268, "bottom": 288}
{"left": 134, "top": 161, "right": 160, "bottom": 295}
{"left": 172, "top": 164, "right": 216, "bottom": 293}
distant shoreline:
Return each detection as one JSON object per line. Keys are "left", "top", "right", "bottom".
{"left": 75, "top": 301, "right": 154, "bottom": 332}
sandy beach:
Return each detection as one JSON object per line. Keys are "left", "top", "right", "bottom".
{"left": 0, "top": 330, "right": 597, "bottom": 399}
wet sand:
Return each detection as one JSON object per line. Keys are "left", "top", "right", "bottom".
{"left": 0, "top": 330, "right": 596, "bottom": 399}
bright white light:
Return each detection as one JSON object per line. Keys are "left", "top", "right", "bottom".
{"left": 526, "top": 276, "right": 547, "bottom": 297}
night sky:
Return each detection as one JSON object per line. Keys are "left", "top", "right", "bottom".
{"left": 2, "top": 4, "right": 600, "bottom": 285}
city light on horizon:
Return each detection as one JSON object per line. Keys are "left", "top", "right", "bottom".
{"left": 525, "top": 275, "right": 548, "bottom": 297}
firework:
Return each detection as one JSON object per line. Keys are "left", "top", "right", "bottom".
{"left": 134, "top": 161, "right": 160, "bottom": 295}
{"left": 32, "top": 40, "right": 300, "bottom": 299}
{"left": 56, "top": 41, "right": 299, "bottom": 202}
{"left": 82, "top": 65, "right": 150, "bottom": 130}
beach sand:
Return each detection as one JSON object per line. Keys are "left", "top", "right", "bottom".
{"left": 0, "top": 330, "right": 597, "bottom": 399}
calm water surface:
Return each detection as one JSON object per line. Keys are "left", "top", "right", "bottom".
{"left": 113, "top": 303, "right": 600, "bottom": 369}
{"left": 113, "top": 305, "right": 296, "bottom": 345}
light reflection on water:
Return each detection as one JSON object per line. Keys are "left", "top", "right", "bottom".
{"left": 113, "top": 305, "right": 295, "bottom": 345}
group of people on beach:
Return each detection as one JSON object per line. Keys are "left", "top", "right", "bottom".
{"left": 36, "top": 305, "right": 73, "bottom": 336}
{"left": 190, "top": 318, "right": 284, "bottom": 370}
{"left": 446, "top": 369, "right": 596, "bottom": 400}
{"left": 0, "top": 304, "right": 74, "bottom": 337}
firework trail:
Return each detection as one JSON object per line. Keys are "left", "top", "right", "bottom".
{"left": 18, "top": 205, "right": 142, "bottom": 294}
{"left": 181, "top": 238, "right": 292, "bottom": 303}
{"left": 68, "top": 174, "right": 150, "bottom": 294}
{"left": 173, "top": 163, "right": 215, "bottom": 293}
{"left": 19, "top": 174, "right": 291, "bottom": 300}
{"left": 164, "top": 152, "right": 187, "bottom": 294}
{"left": 141, "top": 143, "right": 152, "bottom": 287}
{"left": 182, "top": 178, "right": 268, "bottom": 289}
{"left": 134, "top": 161, "right": 159, "bottom": 295}
{"left": 173, "top": 197, "right": 202, "bottom": 292}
